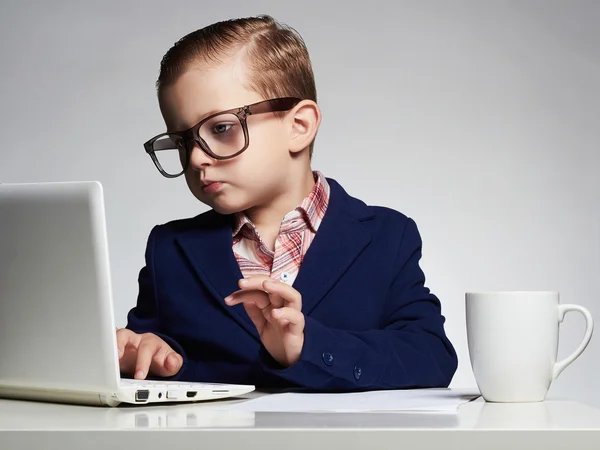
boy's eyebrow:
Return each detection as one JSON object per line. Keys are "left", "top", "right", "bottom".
{"left": 170, "top": 107, "right": 227, "bottom": 132}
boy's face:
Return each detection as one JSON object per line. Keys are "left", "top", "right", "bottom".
{"left": 158, "top": 57, "right": 293, "bottom": 214}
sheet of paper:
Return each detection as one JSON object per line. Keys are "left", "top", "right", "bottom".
{"left": 218, "top": 389, "right": 480, "bottom": 413}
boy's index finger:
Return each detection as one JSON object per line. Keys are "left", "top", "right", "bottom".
{"left": 225, "top": 290, "right": 271, "bottom": 310}
{"left": 116, "top": 328, "right": 138, "bottom": 353}
{"left": 134, "top": 339, "right": 161, "bottom": 380}
{"left": 235, "top": 276, "right": 303, "bottom": 310}
{"left": 238, "top": 276, "right": 271, "bottom": 291}
{"left": 263, "top": 279, "right": 302, "bottom": 310}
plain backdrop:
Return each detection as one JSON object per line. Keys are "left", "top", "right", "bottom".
{"left": 1, "top": 1, "right": 599, "bottom": 406}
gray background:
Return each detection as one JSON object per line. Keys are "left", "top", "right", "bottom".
{"left": 1, "top": 0, "right": 598, "bottom": 406}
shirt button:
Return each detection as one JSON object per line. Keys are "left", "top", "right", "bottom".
{"left": 280, "top": 272, "right": 290, "bottom": 283}
{"left": 322, "top": 352, "right": 334, "bottom": 366}
{"left": 353, "top": 366, "right": 362, "bottom": 380}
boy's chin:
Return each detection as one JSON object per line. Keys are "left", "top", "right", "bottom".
{"left": 211, "top": 204, "right": 240, "bottom": 215}
{"left": 188, "top": 187, "right": 248, "bottom": 215}
{"left": 199, "top": 197, "right": 244, "bottom": 216}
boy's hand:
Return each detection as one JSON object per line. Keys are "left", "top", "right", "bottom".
{"left": 116, "top": 328, "right": 183, "bottom": 380}
{"left": 225, "top": 276, "right": 304, "bottom": 367}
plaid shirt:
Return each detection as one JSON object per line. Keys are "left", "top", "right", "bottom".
{"left": 232, "top": 171, "right": 330, "bottom": 285}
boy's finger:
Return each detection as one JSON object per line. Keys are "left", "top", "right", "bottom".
{"left": 225, "top": 290, "right": 271, "bottom": 310}
{"left": 163, "top": 352, "right": 183, "bottom": 376}
{"left": 238, "top": 276, "right": 272, "bottom": 291}
{"left": 276, "top": 318, "right": 290, "bottom": 328}
{"left": 265, "top": 289, "right": 285, "bottom": 309}
{"left": 134, "top": 341, "right": 158, "bottom": 380}
{"left": 272, "top": 307, "right": 305, "bottom": 335}
{"left": 263, "top": 280, "right": 302, "bottom": 311}
{"left": 243, "top": 301, "right": 268, "bottom": 332}
{"left": 151, "top": 349, "right": 182, "bottom": 377}
{"left": 116, "top": 328, "right": 138, "bottom": 358}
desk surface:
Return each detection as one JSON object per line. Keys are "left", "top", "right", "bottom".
{"left": 1, "top": 392, "right": 600, "bottom": 450}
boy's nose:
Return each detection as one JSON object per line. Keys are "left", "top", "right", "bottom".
{"left": 188, "top": 142, "right": 216, "bottom": 169}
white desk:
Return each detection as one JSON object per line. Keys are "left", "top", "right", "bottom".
{"left": 1, "top": 392, "right": 600, "bottom": 450}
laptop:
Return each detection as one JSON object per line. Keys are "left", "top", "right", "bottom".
{"left": 0, "top": 181, "right": 255, "bottom": 406}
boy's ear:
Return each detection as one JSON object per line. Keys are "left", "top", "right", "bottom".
{"left": 288, "top": 100, "right": 321, "bottom": 154}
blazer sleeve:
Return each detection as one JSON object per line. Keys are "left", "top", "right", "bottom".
{"left": 124, "top": 227, "right": 210, "bottom": 381}
{"left": 125, "top": 226, "right": 265, "bottom": 384}
{"left": 258, "top": 218, "right": 458, "bottom": 391}
{"left": 124, "top": 226, "right": 188, "bottom": 365}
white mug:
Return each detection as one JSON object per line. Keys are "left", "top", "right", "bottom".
{"left": 466, "top": 291, "right": 594, "bottom": 402}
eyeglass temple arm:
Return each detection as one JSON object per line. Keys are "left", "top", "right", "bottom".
{"left": 247, "top": 98, "right": 302, "bottom": 115}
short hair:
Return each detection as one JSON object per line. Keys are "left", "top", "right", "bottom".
{"left": 157, "top": 15, "right": 318, "bottom": 157}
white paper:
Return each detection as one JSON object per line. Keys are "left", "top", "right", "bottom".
{"left": 218, "top": 389, "right": 480, "bottom": 413}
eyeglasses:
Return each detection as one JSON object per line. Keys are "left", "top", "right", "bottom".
{"left": 143, "top": 97, "right": 302, "bottom": 178}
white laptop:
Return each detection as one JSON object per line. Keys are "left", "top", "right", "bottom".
{"left": 0, "top": 181, "right": 255, "bottom": 406}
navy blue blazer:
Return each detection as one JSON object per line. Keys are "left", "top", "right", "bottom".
{"left": 126, "top": 178, "right": 458, "bottom": 391}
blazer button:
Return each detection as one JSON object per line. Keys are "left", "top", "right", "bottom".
{"left": 322, "top": 352, "right": 334, "bottom": 366}
{"left": 353, "top": 365, "right": 362, "bottom": 380}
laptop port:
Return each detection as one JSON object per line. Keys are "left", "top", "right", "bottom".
{"left": 135, "top": 390, "right": 150, "bottom": 402}
{"left": 186, "top": 391, "right": 197, "bottom": 398}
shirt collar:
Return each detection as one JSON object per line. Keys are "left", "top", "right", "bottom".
{"left": 232, "top": 171, "right": 330, "bottom": 237}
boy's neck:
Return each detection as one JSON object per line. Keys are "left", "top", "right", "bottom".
{"left": 244, "top": 169, "right": 316, "bottom": 251}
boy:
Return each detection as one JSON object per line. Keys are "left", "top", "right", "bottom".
{"left": 117, "top": 15, "right": 458, "bottom": 391}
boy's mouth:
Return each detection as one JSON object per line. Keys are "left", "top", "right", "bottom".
{"left": 201, "top": 180, "right": 224, "bottom": 194}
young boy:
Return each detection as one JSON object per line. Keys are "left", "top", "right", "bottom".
{"left": 117, "top": 15, "right": 458, "bottom": 391}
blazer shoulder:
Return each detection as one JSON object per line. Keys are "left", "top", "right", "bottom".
{"left": 150, "top": 209, "right": 229, "bottom": 238}
{"left": 369, "top": 205, "right": 410, "bottom": 225}
{"left": 327, "top": 177, "right": 412, "bottom": 229}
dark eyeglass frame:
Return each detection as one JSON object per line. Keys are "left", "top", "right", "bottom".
{"left": 144, "top": 97, "right": 303, "bottom": 178}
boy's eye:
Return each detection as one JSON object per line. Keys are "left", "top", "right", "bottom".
{"left": 212, "top": 123, "right": 234, "bottom": 134}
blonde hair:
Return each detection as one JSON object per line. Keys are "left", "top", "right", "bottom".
{"left": 157, "top": 15, "right": 318, "bottom": 157}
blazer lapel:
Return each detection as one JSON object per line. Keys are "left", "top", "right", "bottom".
{"left": 174, "top": 212, "right": 260, "bottom": 341}
{"left": 293, "top": 179, "right": 375, "bottom": 315}
{"left": 173, "top": 178, "right": 375, "bottom": 331}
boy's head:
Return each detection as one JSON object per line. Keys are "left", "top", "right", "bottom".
{"left": 149, "top": 15, "right": 320, "bottom": 215}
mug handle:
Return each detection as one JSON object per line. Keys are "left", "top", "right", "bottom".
{"left": 552, "top": 304, "right": 594, "bottom": 380}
